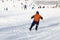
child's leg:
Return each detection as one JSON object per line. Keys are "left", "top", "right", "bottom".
{"left": 35, "top": 22, "right": 39, "bottom": 30}
{"left": 29, "top": 21, "right": 35, "bottom": 31}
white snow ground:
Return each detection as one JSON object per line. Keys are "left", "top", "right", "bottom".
{"left": 0, "top": 8, "right": 60, "bottom": 40}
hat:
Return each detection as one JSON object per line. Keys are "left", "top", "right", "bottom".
{"left": 36, "top": 11, "right": 39, "bottom": 14}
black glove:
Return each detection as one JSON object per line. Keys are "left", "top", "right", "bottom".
{"left": 31, "top": 16, "right": 34, "bottom": 19}
{"left": 41, "top": 17, "right": 43, "bottom": 20}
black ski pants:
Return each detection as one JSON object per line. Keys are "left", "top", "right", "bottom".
{"left": 30, "top": 21, "right": 39, "bottom": 30}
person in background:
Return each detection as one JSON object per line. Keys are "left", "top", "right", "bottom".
{"left": 24, "top": 5, "right": 27, "bottom": 9}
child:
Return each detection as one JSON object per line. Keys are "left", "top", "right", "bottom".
{"left": 29, "top": 11, "right": 43, "bottom": 31}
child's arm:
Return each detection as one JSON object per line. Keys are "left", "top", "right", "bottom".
{"left": 41, "top": 16, "right": 43, "bottom": 19}
{"left": 31, "top": 15, "right": 34, "bottom": 19}
{"left": 40, "top": 16, "right": 43, "bottom": 20}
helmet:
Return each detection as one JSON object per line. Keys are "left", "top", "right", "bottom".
{"left": 36, "top": 11, "right": 39, "bottom": 14}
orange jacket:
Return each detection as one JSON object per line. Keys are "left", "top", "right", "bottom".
{"left": 31, "top": 14, "right": 43, "bottom": 22}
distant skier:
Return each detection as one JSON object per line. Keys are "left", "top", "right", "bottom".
{"left": 4, "top": 7, "right": 8, "bottom": 11}
{"left": 24, "top": 5, "right": 27, "bottom": 9}
{"left": 29, "top": 11, "right": 43, "bottom": 31}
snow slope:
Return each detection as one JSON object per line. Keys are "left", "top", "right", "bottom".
{"left": 0, "top": 8, "right": 60, "bottom": 40}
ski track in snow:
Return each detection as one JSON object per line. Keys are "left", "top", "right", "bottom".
{"left": 0, "top": 16, "right": 60, "bottom": 40}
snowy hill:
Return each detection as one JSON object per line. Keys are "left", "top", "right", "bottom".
{"left": 0, "top": 8, "right": 60, "bottom": 40}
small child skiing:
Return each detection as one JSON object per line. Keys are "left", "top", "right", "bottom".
{"left": 29, "top": 11, "right": 43, "bottom": 31}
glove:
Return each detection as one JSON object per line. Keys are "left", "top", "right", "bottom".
{"left": 41, "top": 17, "right": 43, "bottom": 20}
{"left": 31, "top": 16, "right": 34, "bottom": 19}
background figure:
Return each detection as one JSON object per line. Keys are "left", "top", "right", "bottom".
{"left": 6, "top": 7, "right": 8, "bottom": 11}
{"left": 4, "top": 7, "right": 8, "bottom": 11}
{"left": 24, "top": 5, "right": 27, "bottom": 9}
{"left": 29, "top": 11, "right": 43, "bottom": 31}
{"left": 32, "top": 7, "right": 34, "bottom": 9}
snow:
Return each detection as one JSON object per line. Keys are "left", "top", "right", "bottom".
{"left": 0, "top": 8, "right": 60, "bottom": 40}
